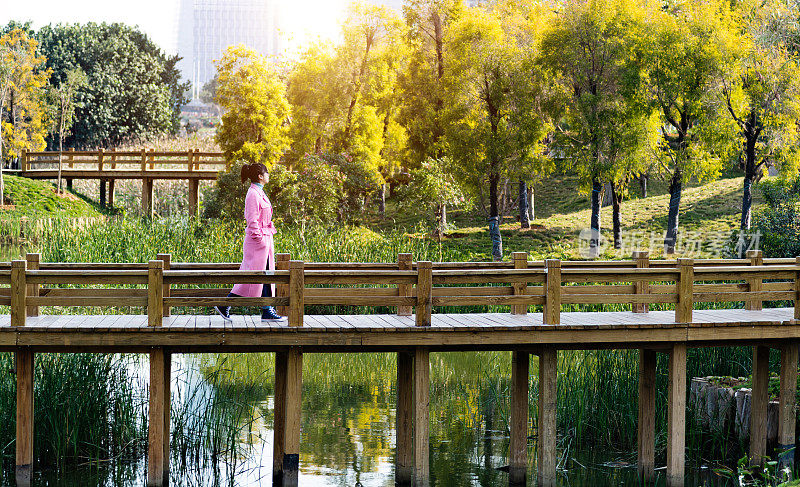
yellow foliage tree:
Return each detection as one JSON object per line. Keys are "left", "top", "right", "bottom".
{"left": 214, "top": 45, "right": 290, "bottom": 167}
{"left": 0, "top": 28, "right": 50, "bottom": 204}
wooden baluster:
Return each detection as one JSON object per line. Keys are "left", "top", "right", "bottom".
{"left": 509, "top": 351, "right": 529, "bottom": 485}
{"left": 110, "top": 147, "right": 117, "bottom": 169}
{"left": 289, "top": 261, "right": 304, "bottom": 327}
{"left": 676, "top": 258, "right": 694, "bottom": 323}
{"left": 396, "top": 351, "right": 413, "bottom": 485}
{"left": 157, "top": 254, "right": 171, "bottom": 317}
{"left": 68, "top": 148, "right": 74, "bottom": 168}
{"left": 20, "top": 148, "right": 27, "bottom": 172}
{"left": 187, "top": 149, "right": 194, "bottom": 172}
{"left": 637, "top": 348, "right": 656, "bottom": 481}
{"left": 416, "top": 261, "right": 432, "bottom": 326}
{"left": 750, "top": 345, "right": 770, "bottom": 466}
{"left": 537, "top": 347, "right": 557, "bottom": 487}
{"left": 746, "top": 249, "right": 763, "bottom": 311}
{"left": 795, "top": 256, "right": 800, "bottom": 322}
{"left": 140, "top": 148, "right": 147, "bottom": 172}
{"left": 397, "top": 253, "right": 413, "bottom": 317}
{"left": 666, "top": 342, "right": 687, "bottom": 487}
{"left": 633, "top": 250, "right": 650, "bottom": 313}
{"left": 512, "top": 252, "right": 528, "bottom": 315}
{"left": 25, "top": 254, "right": 39, "bottom": 317}
{"left": 11, "top": 260, "right": 26, "bottom": 327}
{"left": 148, "top": 260, "right": 164, "bottom": 327}
{"left": 98, "top": 147, "right": 104, "bottom": 172}
{"left": 149, "top": 148, "right": 155, "bottom": 170}
{"left": 778, "top": 343, "right": 798, "bottom": 471}
{"left": 544, "top": 260, "right": 561, "bottom": 325}
{"left": 16, "top": 348, "right": 33, "bottom": 485}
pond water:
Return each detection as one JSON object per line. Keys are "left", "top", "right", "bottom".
{"left": 4, "top": 353, "right": 738, "bottom": 486}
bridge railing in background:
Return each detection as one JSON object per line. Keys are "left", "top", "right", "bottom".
{"left": 21, "top": 148, "right": 227, "bottom": 173}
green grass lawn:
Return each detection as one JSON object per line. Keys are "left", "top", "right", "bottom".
{"left": 0, "top": 174, "right": 105, "bottom": 220}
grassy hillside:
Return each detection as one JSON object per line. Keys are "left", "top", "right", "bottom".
{"left": 404, "top": 175, "right": 752, "bottom": 261}
{"left": 0, "top": 175, "right": 104, "bottom": 219}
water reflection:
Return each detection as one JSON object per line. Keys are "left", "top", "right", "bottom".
{"left": 19, "top": 352, "right": 737, "bottom": 486}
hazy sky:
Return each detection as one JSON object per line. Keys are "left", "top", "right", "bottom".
{"left": 0, "top": 0, "right": 353, "bottom": 54}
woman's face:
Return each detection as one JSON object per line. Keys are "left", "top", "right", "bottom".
{"left": 258, "top": 171, "right": 269, "bottom": 184}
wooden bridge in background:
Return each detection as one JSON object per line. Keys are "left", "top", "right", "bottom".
{"left": 19, "top": 149, "right": 227, "bottom": 215}
{"left": 2, "top": 250, "right": 800, "bottom": 487}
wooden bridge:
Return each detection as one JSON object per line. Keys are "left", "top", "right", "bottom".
{"left": 3, "top": 250, "right": 800, "bottom": 487}
{"left": 18, "top": 149, "right": 227, "bottom": 215}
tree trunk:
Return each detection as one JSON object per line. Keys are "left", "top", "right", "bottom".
{"left": 379, "top": 183, "right": 386, "bottom": 219}
{"left": 639, "top": 173, "right": 647, "bottom": 198}
{"left": 741, "top": 127, "right": 758, "bottom": 230}
{"left": 664, "top": 169, "right": 682, "bottom": 254}
{"left": 611, "top": 181, "right": 622, "bottom": 249}
{"left": 527, "top": 184, "right": 534, "bottom": 220}
{"left": 58, "top": 128, "right": 64, "bottom": 194}
{"left": 589, "top": 178, "right": 602, "bottom": 258}
{"left": 436, "top": 203, "right": 447, "bottom": 239}
{"left": 519, "top": 181, "right": 530, "bottom": 229}
{"left": 0, "top": 133, "right": 4, "bottom": 205}
{"left": 489, "top": 170, "right": 499, "bottom": 218}
{"left": 488, "top": 216, "right": 502, "bottom": 261}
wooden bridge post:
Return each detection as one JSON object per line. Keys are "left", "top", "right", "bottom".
{"left": 676, "top": 259, "right": 694, "bottom": 323}
{"left": 147, "top": 347, "right": 171, "bottom": 487}
{"left": 288, "top": 261, "right": 304, "bottom": 327}
{"left": 749, "top": 345, "right": 770, "bottom": 467}
{"left": 108, "top": 179, "right": 115, "bottom": 208}
{"left": 25, "top": 254, "right": 39, "bottom": 317}
{"left": 779, "top": 343, "right": 798, "bottom": 470}
{"left": 416, "top": 261, "right": 432, "bottom": 327}
{"left": 637, "top": 348, "right": 656, "bottom": 481}
{"left": 11, "top": 260, "right": 27, "bottom": 327}
{"left": 509, "top": 351, "right": 529, "bottom": 485}
{"left": 746, "top": 250, "right": 763, "bottom": 311}
{"left": 68, "top": 148, "right": 74, "bottom": 168}
{"left": 396, "top": 351, "right": 413, "bottom": 485}
{"left": 157, "top": 254, "right": 171, "bottom": 317}
{"left": 397, "top": 253, "right": 413, "bottom": 317}
{"left": 16, "top": 348, "right": 34, "bottom": 486}
{"left": 188, "top": 179, "right": 199, "bottom": 216}
{"left": 20, "top": 148, "right": 28, "bottom": 172}
{"left": 276, "top": 253, "right": 290, "bottom": 316}
{"left": 512, "top": 252, "right": 528, "bottom": 315}
{"left": 537, "top": 347, "right": 557, "bottom": 487}
{"left": 140, "top": 148, "right": 147, "bottom": 172}
{"left": 633, "top": 251, "right": 650, "bottom": 313}
{"left": 148, "top": 260, "right": 164, "bottom": 327}
{"left": 142, "top": 179, "right": 154, "bottom": 217}
{"left": 413, "top": 347, "right": 430, "bottom": 487}
{"left": 544, "top": 260, "right": 561, "bottom": 325}
{"left": 187, "top": 149, "right": 194, "bottom": 172}
{"left": 149, "top": 148, "right": 155, "bottom": 170}
{"left": 274, "top": 347, "right": 303, "bottom": 487}
{"left": 666, "top": 342, "right": 687, "bottom": 487}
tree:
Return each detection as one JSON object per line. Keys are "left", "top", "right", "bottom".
{"left": 542, "top": 0, "right": 656, "bottom": 256}
{"left": 214, "top": 45, "right": 291, "bottom": 167}
{"left": 717, "top": 0, "right": 800, "bottom": 229}
{"left": 34, "top": 22, "right": 189, "bottom": 147}
{"left": 636, "top": 1, "right": 740, "bottom": 252}
{"left": 0, "top": 28, "right": 50, "bottom": 204}
{"left": 51, "top": 67, "right": 88, "bottom": 193}
{"left": 403, "top": 157, "right": 470, "bottom": 237}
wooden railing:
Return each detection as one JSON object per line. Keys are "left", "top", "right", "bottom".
{"left": 5, "top": 250, "right": 800, "bottom": 328}
{"left": 20, "top": 149, "right": 227, "bottom": 173}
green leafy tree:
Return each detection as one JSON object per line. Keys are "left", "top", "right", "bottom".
{"left": 214, "top": 45, "right": 291, "bottom": 167}
{"left": 403, "top": 157, "right": 470, "bottom": 237}
{"left": 635, "top": 0, "right": 740, "bottom": 252}
{"left": 34, "top": 22, "right": 189, "bottom": 147}
{"left": 542, "top": 0, "right": 656, "bottom": 256}
{"left": 51, "top": 67, "right": 88, "bottom": 193}
{"left": 717, "top": 0, "right": 800, "bottom": 229}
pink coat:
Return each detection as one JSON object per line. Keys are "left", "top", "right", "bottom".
{"left": 231, "top": 184, "right": 277, "bottom": 297}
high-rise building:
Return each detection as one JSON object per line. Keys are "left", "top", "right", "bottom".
{"left": 177, "top": 0, "right": 283, "bottom": 101}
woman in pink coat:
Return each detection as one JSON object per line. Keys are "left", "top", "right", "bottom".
{"left": 215, "top": 163, "right": 283, "bottom": 321}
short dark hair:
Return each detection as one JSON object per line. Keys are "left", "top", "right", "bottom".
{"left": 240, "top": 163, "right": 269, "bottom": 184}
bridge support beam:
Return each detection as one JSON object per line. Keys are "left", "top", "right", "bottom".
{"left": 274, "top": 348, "right": 302, "bottom": 487}
{"left": 667, "top": 343, "right": 686, "bottom": 487}
{"left": 779, "top": 344, "right": 798, "bottom": 471}
{"left": 638, "top": 348, "right": 656, "bottom": 482}
{"left": 188, "top": 179, "right": 199, "bottom": 216}
{"left": 537, "top": 347, "right": 557, "bottom": 487}
{"left": 147, "top": 348, "right": 171, "bottom": 487}
{"left": 509, "top": 351, "right": 529, "bottom": 485}
{"left": 750, "top": 345, "right": 770, "bottom": 467}
{"left": 142, "top": 179, "right": 153, "bottom": 217}
{"left": 413, "top": 347, "right": 430, "bottom": 487}
{"left": 99, "top": 179, "right": 106, "bottom": 207}
{"left": 16, "top": 349, "right": 34, "bottom": 486}
{"left": 396, "top": 351, "right": 413, "bottom": 485}
{"left": 108, "top": 179, "right": 115, "bottom": 208}
{"left": 66, "top": 178, "right": 72, "bottom": 190}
